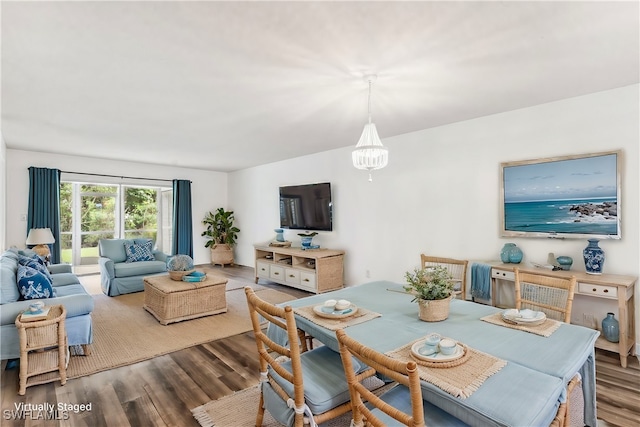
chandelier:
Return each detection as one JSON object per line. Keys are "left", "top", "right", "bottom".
{"left": 352, "top": 74, "right": 388, "bottom": 181}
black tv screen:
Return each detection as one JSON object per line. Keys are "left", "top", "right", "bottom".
{"left": 280, "top": 182, "right": 333, "bottom": 231}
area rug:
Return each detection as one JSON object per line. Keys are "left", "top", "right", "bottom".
{"left": 192, "top": 377, "right": 388, "bottom": 427}
{"left": 66, "top": 279, "right": 295, "bottom": 379}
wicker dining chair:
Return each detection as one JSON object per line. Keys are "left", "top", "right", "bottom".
{"left": 336, "top": 329, "right": 469, "bottom": 427}
{"left": 514, "top": 269, "right": 577, "bottom": 323}
{"left": 550, "top": 374, "right": 582, "bottom": 427}
{"left": 244, "top": 287, "right": 356, "bottom": 427}
{"left": 420, "top": 255, "right": 469, "bottom": 300}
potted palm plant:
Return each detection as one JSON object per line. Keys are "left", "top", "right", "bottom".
{"left": 202, "top": 208, "right": 240, "bottom": 267}
{"left": 404, "top": 266, "right": 455, "bottom": 321}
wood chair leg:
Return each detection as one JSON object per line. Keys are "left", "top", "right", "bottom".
{"left": 256, "top": 388, "right": 265, "bottom": 427}
{"left": 81, "top": 344, "right": 91, "bottom": 355}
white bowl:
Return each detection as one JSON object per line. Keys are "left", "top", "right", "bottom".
{"left": 324, "top": 299, "right": 337, "bottom": 308}
{"left": 335, "top": 299, "right": 351, "bottom": 310}
{"left": 29, "top": 301, "right": 44, "bottom": 312}
{"left": 424, "top": 333, "right": 441, "bottom": 346}
{"left": 438, "top": 338, "right": 457, "bottom": 355}
{"left": 519, "top": 309, "right": 535, "bottom": 319}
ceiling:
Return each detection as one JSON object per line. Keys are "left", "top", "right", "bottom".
{"left": 2, "top": 1, "right": 638, "bottom": 172}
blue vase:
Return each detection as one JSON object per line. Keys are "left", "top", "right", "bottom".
{"left": 508, "top": 246, "right": 523, "bottom": 264}
{"left": 601, "top": 312, "right": 619, "bottom": 343}
{"left": 500, "top": 243, "right": 523, "bottom": 264}
{"left": 500, "top": 243, "right": 515, "bottom": 263}
{"left": 300, "top": 236, "right": 313, "bottom": 249}
{"left": 555, "top": 256, "right": 573, "bottom": 271}
{"left": 583, "top": 239, "right": 605, "bottom": 274}
{"left": 274, "top": 228, "right": 285, "bottom": 242}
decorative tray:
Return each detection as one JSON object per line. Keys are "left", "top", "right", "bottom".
{"left": 410, "top": 340, "right": 465, "bottom": 363}
{"left": 312, "top": 304, "right": 358, "bottom": 319}
{"left": 183, "top": 272, "right": 207, "bottom": 282}
{"left": 501, "top": 309, "right": 546, "bottom": 326}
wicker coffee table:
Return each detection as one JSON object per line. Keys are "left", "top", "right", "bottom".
{"left": 143, "top": 274, "right": 228, "bottom": 325}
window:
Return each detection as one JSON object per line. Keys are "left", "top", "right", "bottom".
{"left": 60, "top": 182, "right": 172, "bottom": 271}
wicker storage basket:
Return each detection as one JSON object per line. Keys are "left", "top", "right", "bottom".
{"left": 168, "top": 269, "right": 195, "bottom": 281}
{"left": 418, "top": 294, "right": 453, "bottom": 322}
{"left": 143, "top": 275, "right": 228, "bottom": 325}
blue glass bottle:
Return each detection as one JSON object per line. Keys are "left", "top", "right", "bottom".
{"left": 601, "top": 313, "right": 619, "bottom": 343}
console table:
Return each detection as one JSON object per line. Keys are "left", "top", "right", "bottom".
{"left": 491, "top": 264, "right": 636, "bottom": 368}
{"left": 254, "top": 245, "right": 344, "bottom": 294}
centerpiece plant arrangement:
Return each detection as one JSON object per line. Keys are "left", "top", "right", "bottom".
{"left": 404, "top": 266, "right": 455, "bottom": 322}
{"left": 202, "top": 208, "right": 241, "bottom": 267}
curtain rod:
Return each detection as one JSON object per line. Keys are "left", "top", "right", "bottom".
{"left": 59, "top": 170, "right": 180, "bottom": 183}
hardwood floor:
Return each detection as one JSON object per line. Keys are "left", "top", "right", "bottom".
{"left": 1, "top": 265, "right": 638, "bottom": 427}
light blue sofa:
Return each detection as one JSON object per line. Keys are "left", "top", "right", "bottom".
{"left": 98, "top": 238, "right": 169, "bottom": 296}
{"left": 0, "top": 248, "right": 94, "bottom": 360}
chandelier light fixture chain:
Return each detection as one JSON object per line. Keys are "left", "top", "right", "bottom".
{"left": 352, "top": 74, "right": 389, "bottom": 181}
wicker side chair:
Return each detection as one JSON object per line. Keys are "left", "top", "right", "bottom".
{"left": 336, "top": 329, "right": 469, "bottom": 427}
{"left": 420, "top": 255, "right": 469, "bottom": 300}
{"left": 550, "top": 374, "right": 582, "bottom": 427}
{"left": 244, "top": 287, "right": 356, "bottom": 427}
{"left": 514, "top": 269, "right": 577, "bottom": 323}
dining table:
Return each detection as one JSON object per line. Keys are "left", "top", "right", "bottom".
{"left": 267, "top": 280, "right": 600, "bottom": 427}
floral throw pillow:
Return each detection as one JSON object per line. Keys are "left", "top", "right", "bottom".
{"left": 18, "top": 253, "right": 52, "bottom": 281}
{"left": 17, "top": 265, "right": 54, "bottom": 300}
{"left": 124, "top": 241, "right": 155, "bottom": 263}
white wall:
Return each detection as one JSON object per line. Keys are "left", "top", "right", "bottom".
{"left": 4, "top": 150, "right": 227, "bottom": 265}
{"left": 0, "top": 132, "right": 6, "bottom": 251}
{"left": 230, "top": 85, "right": 639, "bottom": 282}
{"left": 229, "top": 85, "right": 639, "bottom": 343}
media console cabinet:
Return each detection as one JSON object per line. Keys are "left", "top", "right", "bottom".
{"left": 254, "top": 245, "right": 345, "bottom": 294}
{"left": 490, "top": 264, "right": 637, "bottom": 368}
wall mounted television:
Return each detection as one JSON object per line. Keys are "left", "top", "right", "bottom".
{"left": 280, "top": 182, "right": 333, "bottom": 231}
{"left": 500, "top": 150, "right": 621, "bottom": 240}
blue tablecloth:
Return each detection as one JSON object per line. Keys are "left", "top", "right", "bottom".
{"left": 267, "top": 280, "right": 599, "bottom": 427}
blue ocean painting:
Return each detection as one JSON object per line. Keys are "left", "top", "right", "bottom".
{"left": 502, "top": 153, "right": 619, "bottom": 236}
{"left": 504, "top": 198, "right": 618, "bottom": 235}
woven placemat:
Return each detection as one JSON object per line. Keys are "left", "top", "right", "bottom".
{"left": 386, "top": 339, "right": 506, "bottom": 399}
{"left": 480, "top": 312, "right": 562, "bottom": 337}
{"left": 294, "top": 304, "right": 382, "bottom": 331}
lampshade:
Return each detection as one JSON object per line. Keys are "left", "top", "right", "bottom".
{"left": 352, "top": 123, "right": 389, "bottom": 170}
{"left": 26, "top": 228, "right": 55, "bottom": 259}
{"left": 26, "top": 228, "right": 55, "bottom": 245}
{"left": 352, "top": 74, "right": 389, "bottom": 181}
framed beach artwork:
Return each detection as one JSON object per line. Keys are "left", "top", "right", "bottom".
{"left": 499, "top": 150, "right": 621, "bottom": 239}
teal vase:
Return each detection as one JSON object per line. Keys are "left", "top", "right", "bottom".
{"left": 500, "top": 243, "right": 523, "bottom": 264}
{"left": 601, "top": 312, "right": 619, "bottom": 343}
{"left": 500, "top": 243, "right": 515, "bottom": 263}
{"left": 508, "top": 246, "right": 523, "bottom": 264}
{"left": 274, "top": 228, "right": 285, "bottom": 242}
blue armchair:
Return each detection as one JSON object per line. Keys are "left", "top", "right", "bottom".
{"left": 98, "top": 239, "right": 169, "bottom": 296}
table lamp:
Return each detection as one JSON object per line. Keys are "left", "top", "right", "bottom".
{"left": 26, "top": 228, "right": 55, "bottom": 260}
